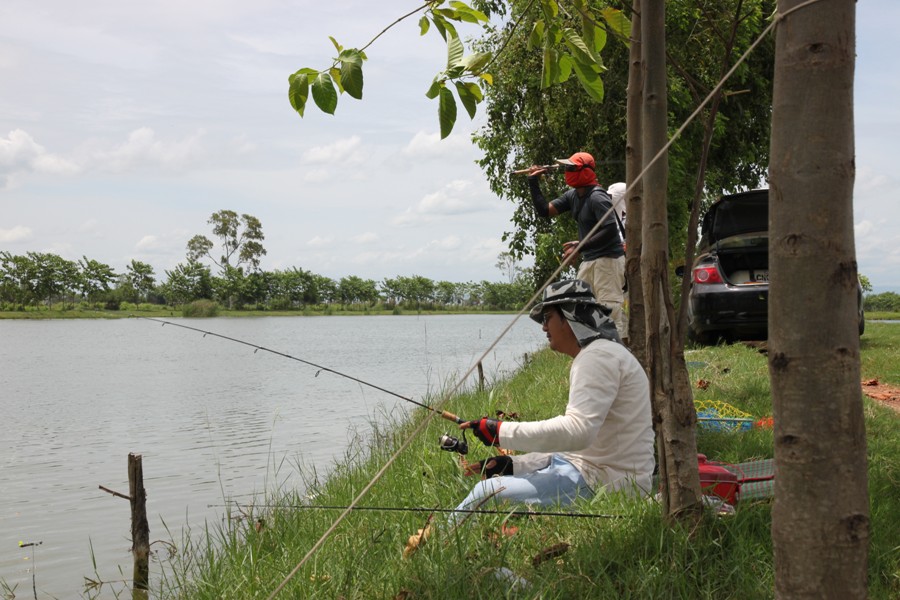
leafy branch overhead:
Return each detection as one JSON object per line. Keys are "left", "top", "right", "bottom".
{"left": 288, "top": 1, "right": 631, "bottom": 138}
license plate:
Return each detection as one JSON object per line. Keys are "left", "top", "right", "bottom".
{"left": 730, "top": 270, "right": 768, "bottom": 284}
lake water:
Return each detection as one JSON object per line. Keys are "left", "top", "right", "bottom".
{"left": 0, "top": 314, "right": 545, "bottom": 599}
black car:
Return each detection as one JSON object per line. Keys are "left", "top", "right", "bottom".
{"left": 681, "top": 188, "right": 864, "bottom": 344}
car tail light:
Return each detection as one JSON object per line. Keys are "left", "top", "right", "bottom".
{"left": 693, "top": 265, "right": 723, "bottom": 284}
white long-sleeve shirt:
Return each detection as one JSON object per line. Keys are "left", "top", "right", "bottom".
{"left": 500, "top": 339, "right": 655, "bottom": 495}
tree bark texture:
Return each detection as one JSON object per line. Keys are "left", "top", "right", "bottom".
{"left": 769, "top": 1, "right": 868, "bottom": 598}
{"left": 625, "top": 0, "right": 647, "bottom": 367}
{"left": 640, "top": 0, "right": 702, "bottom": 520}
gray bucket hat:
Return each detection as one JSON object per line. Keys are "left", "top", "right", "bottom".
{"left": 529, "top": 279, "right": 621, "bottom": 345}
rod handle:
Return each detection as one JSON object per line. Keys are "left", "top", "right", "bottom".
{"left": 440, "top": 410, "right": 463, "bottom": 424}
{"left": 511, "top": 164, "right": 558, "bottom": 175}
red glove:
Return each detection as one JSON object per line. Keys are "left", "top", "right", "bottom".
{"left": 464, "top": 417, "right": 502, "bottom": 447}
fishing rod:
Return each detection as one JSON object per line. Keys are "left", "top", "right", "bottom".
{"left": 510, "top": 163, "right": 561, "bottom": 175}
{"left": 134, "top": 316, "right": 466, "bottom": 425}
{"left": 208, "top": 503, "right": 621, "bottom": 519}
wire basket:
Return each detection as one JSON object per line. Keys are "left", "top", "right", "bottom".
{"left": 695, "top": 399, "right": 754, "bottom": 432}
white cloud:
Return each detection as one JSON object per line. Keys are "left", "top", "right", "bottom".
{"left": 391, "top": 179, "right": 492, "bottom": 227}
{"left": 81, "top": 127, "right": 207, "bottom": 172}
{"left": 418, "top": 180, "right": 482, "bottom": 214}
{"left": 0, "top": 129, "right": 80, "bottom": 187}
{"left": 79, "top": 218, "right": 100, "bottom": 234}
{"left": 401, "top": 130, "right": 472, "bottom": 158}
{"left": 302, "top": 136, "right": 364, "bottom": 164}
{"left": 307, "top": 235, "right": 333, "bottom": 247}
{"left": 462, "top": 237, "right": 508, "bottom": 264}
{"left": 425, "top": 236, "right": 462, "bottom": 251}
{"left": 0, "top": 225, "right": 33, "bottom": 243}
{"left": 133, "top": 228, "right": 191, "bottom": 258}
{"left": 353, "top": 232, "right": 379, "bottom": 244}
{"left": 303, "top": 168, "right": 329, "bottom": 183}
{"left": 136, "top": 235, "right": 161, "bottom": 250}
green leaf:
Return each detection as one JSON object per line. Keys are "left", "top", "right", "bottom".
{"left": 455, "top": 81, "right": 478, "bottom": 119}
{"left": 479, "top": 72, "right": 493, "bottom": 86}
{"left": 540, "top": 0, "right": 558, "bottom": 21}
{"left": 311, "top": 72, "right": 338, "bottom": 114}
{"left": 431, "top": 15, "right": 448, "bottom": 40}
{"left": 418, "top": 15, "right": 430, "bottom": 35}
{"left": 425, "top": 78, "right": 443, "bottom": 100}
{"left": 338, "top": 49, "right": 363, "bottom": 65}
{"left": 431, "top": 14, "right": 458, "bottom": 40}
{"left": 541, "top": 47, "right": 559, "bottom": 90}
{"left": 464, "top": 81, "right": 483, "bottom": 101}
{"left": 438, "top": 86, "right": 457, "bottom": 139}
{"left": 547, "top": 23, "right": 563, "bottom": 45}
{"left": 447, "top": 34, "right": 464, "bottom": 68}
{"left": 329, "top": 67, "right": 344, "bottom": 94}
{"left": 329, "top": 36, "right": 343, "bottom": 53}
{"left": 593, "top": 23, "right": 608, "bottom": 54}
{"left": 461, "top": 51, "right": 491, "bottom": 74}
{"left": 339, "top": 49, "right": 364, "bottom": 99}
{"left": 571, "top": 58, "right": 605, "bottom": 102}
{"left": 287, "top": 71, "right": 310, "bottom": 117}
{"left": 340, "top": 60, "right": 363, "bottom": 99}
{"left": 433, "top": 8, "right": 459, "bottom": 20}
{"left": 601, "top": 8, "right": 631, "bottom": 46}
{"left": 528, "top": 20, "right": 545, "bottom": 51}
{"left": 450, "top": 1, "right": 489, "bottom": 22}
{"left": 445, "top": 65, "right": 466, "bottom": 79}
{"left": 562, "top": 28, "right": 597, "bottom": 65}
{"left": 557, "top": 54, "right": 573, "bottom": 83}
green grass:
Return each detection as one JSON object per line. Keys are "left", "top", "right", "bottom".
{"left": 152, "top": 324, "right": 900, "bottom": 599}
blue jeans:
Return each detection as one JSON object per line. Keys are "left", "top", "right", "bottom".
{"left": 451, "top": 454, "right": 593, "bottom": 524}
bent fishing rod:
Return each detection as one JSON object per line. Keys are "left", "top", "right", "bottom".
{"left": 134, "top": 316, "right": 465, "bottom": 425}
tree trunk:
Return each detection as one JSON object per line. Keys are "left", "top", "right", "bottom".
{"left": 640, "top": 0, "right": 702, "bottom": 520}
{"left": 769, "top": 1, "right": 868, "bottom": 597}
{"left": 624, "top": 0, "right": 646, "bottom": 368}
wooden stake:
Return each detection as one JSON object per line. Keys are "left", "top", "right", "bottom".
{"left": 128, "top": 453, "right": 150, "bottom": 593}
{"left": 477, "top": 361, "right": 485, "bottom": 391}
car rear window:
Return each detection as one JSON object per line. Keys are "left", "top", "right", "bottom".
{"left": 708, "top": 191, "right": 768, "bottom": 241}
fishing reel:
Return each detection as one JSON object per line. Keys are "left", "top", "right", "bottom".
{"left": 439, "top": 430, "right": 469, "bottom": 455}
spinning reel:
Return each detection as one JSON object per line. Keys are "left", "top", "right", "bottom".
{"left": 438, "top": 429, "right": 469, "bottom": 455}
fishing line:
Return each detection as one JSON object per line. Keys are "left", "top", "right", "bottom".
{"left": 134, "top": 315, "right": 464, "bottom": 424}
{"left": 209, "top": 503, "right": 621, "bottom": 519}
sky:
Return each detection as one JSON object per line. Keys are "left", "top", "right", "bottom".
{"left": 1, "top": 1, "right": 897, "bottom": 290}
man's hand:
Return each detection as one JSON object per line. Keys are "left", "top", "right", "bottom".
{"left": 463, "top": 455, "right": 514, "bottom": 478}
{"left": 526, "top": 164, "right": 549, "bottom": 178}
{"left": 460, "top": 417, "right": 502, "bottom": 446}
{"left": 562, "top": 241, "right": 581, "bottom": 264}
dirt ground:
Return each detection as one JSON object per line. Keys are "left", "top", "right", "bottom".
{"left": 862, "top": 379, "right": 900, "bottom": 413}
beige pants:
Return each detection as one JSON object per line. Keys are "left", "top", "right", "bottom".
{"left": 578, "top": 255, "right": 627, "bottom": 338}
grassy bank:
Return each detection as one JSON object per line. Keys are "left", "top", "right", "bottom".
{"left": 153, "top": 325, "right": 898, "bottom": 598}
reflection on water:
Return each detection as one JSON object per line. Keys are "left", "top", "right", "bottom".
{"left": 0, "top": 314, "right": 543, "bottom": 598}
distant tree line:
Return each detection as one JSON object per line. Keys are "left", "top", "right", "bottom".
{"left": 864, "top": 292, "right": 900, "bottom": 313}
{"left": 0, "top": 250, "right": 533, "bottom": 313}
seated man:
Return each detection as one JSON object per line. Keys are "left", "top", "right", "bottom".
{"left": 454, "top": 279, "right": 654, "bottom": 521}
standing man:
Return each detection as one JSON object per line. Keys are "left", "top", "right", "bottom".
{"left": 528, "top": 152, "right": 628, "bottom": 342}
{"left": 452, "top": 279, "right": 654, "bottom": 522}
